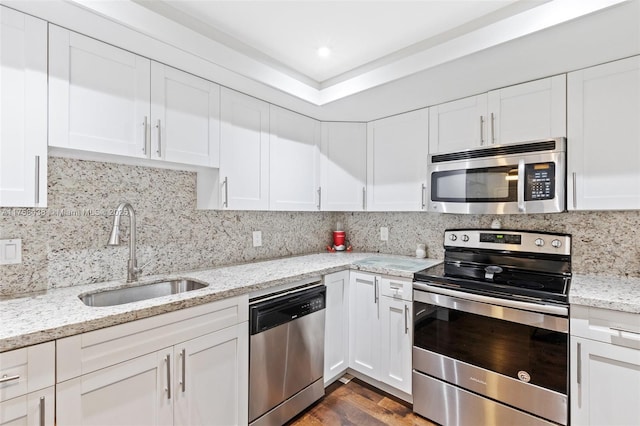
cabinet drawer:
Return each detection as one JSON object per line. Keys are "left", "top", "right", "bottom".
{"left": 571, "top": 305, "right": 640, "bottom": 349}
{"left": 379, "top": 277, "right": 412, "bottom": 302}
{"left": 57, "top": 295, "right": 248, "bottom": 382}
{"left": 0, "top": 342, "right": 54, "bottom": 403}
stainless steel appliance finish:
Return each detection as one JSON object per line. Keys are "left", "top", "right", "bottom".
{"left": 413, "top": 229, "right": 571, "bottom": 426}
{"left": 428, "top": 137, "right": 566, "bottom": 214}
{"left": 249, "top": 282, "right": 325, "bottom": 426}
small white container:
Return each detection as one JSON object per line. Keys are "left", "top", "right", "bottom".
{"left": 416, "top": 243, "right": 426, "bottom": 258}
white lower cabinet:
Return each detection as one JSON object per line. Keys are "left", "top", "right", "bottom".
{"left": 570, "top": 305, "right": 640, "bottom": 425}
{"left": 324, "top": 271, "right": 350, "bottom": 385}
{"left": 348, "top": 272, "right": 413, "bottom": 397}
{"left": 56, "top": 296, "right": 248, "bottom": 426}
{"left": 0, "top": 386, "right": 55, "bottom": 426}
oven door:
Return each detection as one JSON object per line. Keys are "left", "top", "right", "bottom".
{"left": 413, "top": 283, "right": 568, "bottom": 425}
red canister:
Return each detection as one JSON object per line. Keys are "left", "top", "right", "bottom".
{"left": 333, "top": 231, "right": 345, "bottom": 246}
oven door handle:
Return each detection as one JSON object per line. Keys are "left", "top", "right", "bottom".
{"left": 413, "top": 283, "right": 568, "bottom": 332}
{"left": 517, "top": 159, "right": 526, "bottom": 213}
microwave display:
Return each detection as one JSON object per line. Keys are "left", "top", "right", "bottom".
{"left": 525, "top": 162, "right": 555, "bottom": 201}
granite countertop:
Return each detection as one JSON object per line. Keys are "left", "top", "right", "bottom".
{"left": 570, "top": 274, "right": 640, "bottom": 313}
{"left": 0, "top": 252, "right": 441, "bottom": 352}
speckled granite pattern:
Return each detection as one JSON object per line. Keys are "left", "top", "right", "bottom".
{"left": 338, "top": 211, "right": 640, "bottom": 278}
{"left": 570, "top": 274, "right": 640, "bottom": 313}
{"left": 0, "top": 157, "right": 340, "bottom": 296}
{"left": 0, "top": 252, "right": 438, "bottom": 352}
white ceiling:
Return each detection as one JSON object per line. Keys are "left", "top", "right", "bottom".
{"left": 149, "top": 1, "right": 542, "bottom": 84}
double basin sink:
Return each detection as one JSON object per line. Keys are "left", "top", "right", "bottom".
{"left": 79, "top": 279, "right": 208, "bottom": 307}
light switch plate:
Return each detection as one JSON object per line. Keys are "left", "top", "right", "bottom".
{"left": 380, "top": 227, "right": 389, "bottom": 241}
{"left": 0, "top": 239, "right": 22, "bottom": 265}
{"left": 252, "top": 231, "right": 262, "bottom": 247}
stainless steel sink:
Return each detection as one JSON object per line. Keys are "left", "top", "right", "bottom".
{"left": 79, "top": 279, "right": 208, "bottom": 307}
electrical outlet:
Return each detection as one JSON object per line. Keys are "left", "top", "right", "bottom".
{"left": 380, "top": 227, "right": 389, "bottom": 241}
{"left": 252, "top": 231, "right": 262, "bottom": 247}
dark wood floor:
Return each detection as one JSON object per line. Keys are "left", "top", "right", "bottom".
{"left": 287, "top": 378, "right": 437, "bottom": 426}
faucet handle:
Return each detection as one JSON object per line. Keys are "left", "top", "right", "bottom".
{"left": 136, "top": 258, "right": 153, "bottom": 273}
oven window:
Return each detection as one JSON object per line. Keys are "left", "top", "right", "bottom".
{"left": 431, "top": 165, "right": 517, "bottom": 202}
{"left": 414, "top": 301, "right": 567, "bottom": 394}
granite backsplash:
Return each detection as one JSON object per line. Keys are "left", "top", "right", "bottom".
{"left": 1, "top": 157, "right": 638, "bottom": 296}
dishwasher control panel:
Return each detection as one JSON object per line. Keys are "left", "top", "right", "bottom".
{"left": 249, "top": 284, "right": 326, "bottom": 335}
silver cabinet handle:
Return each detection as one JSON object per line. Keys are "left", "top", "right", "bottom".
{"left": 572, "top": 172, "right": 577, "bottom": 209}
{"left": 362, "top": 187, "right": 366, "bottom": 211}
{"left": 222, "top": 177, "right": 229, "bottom": 208}
{"left": 34, "top": 156, "right": 40, "bottom": 205}
{"left": 142, "top": 116, "right": 149, "bottom": 154}
{"left": 490, "top": 112, "right": 496, "bottom": 144}
{"left": 374, "top": 277, "right": 379, "bottom": 304}
{"left": 39, "top": 396, "right": 45, "bottom": 426}
{"left": 421, "top": 183, "right": 426, "bottom": 210}
{"left": 165, "top": 354, "right": 171, "bottom": 399}
{"left": 155, "top": 119, "right": 162, "bottom": 157}
{"left": 576, "top": 342, "right": 582, "bottom": 386}
{"left": 404, "top": 304, "right": 409, "bottom": 334}
{"left": 480, "top": 116, "right": 485, "bottom": 145}
{"left": 317, "top": 187, "right": 322, "bottom": 211}
{"left": 0, "top": 374, "right": 20, "bottom": 383}
{"left": 180, "top": 348, "right": 186, "bottom": 393}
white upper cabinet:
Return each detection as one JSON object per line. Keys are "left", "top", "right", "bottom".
{"left": 320, "top": 122, "right": 367, "bottom": 211}
{"left": 568, "top": 56, "right": 640, "bottom": 211}
{"left": 150, "top": 62, "right": 220, "bottom": 168}
{"left": 269, "top": 106, "right": 321, "bottom": 211}
{"left": 219, "top": 88, "right": 270, "bottom": 210}
{"left": 49, "top": 26, "right": 220, "bottom": 168}
{"left": 429, "top": 93, "right": 488, "bottom": 154}
{"left": 429, "top": 75, "right": 566, "bottom": 154}
{"left": 0, "top": 6, "right": 47, "bottom": 207}
{"left": 367, "top": 108, "right": 429, "bottom": 211}
{"left": 49, "top": 25, "right": 150, "bottom": 158}
{"left": 488, "top": 74, "right": 566, "bottom": 145}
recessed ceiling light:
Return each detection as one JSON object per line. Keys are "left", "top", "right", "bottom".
{"left": 317, "top": 46, "right": 331, "bottom": 58}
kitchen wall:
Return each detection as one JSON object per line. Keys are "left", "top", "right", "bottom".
{"left": 2, "top": 157, "right": 639, "bottom": 297}
{"left": 339, "top": 211, "right": 640, "bottom": 278}
{"left": 0, "top": 157, "right": 338, "bottom": 296}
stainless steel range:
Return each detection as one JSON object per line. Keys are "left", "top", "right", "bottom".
{"left": 412, "top": 229, "right": 571, "bottom": 426}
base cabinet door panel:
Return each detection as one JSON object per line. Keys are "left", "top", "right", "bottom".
{"left": 0, "top": 387, "right": 54, "bottom": 426}
{"left": 324, "top": 271, "right": 350, "bottom": 385}
{"left": 56, "top": 351, "right": 173, "bottom": 426}
{"left": 174, "top": 323, "right": 248, "bottom": 426}
{"left": 379, "top": 296, "right": 412, "bottom": 394}
{"left": 571, "top": 336, "right": 640, "bottom": 426}
{"left": 348, "top": 272, "right": 380, "bottom": 379}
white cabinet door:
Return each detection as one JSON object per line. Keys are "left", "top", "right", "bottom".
{"left": 379, "top": 296, "right": 412, "bottom": 395}
{"left": 0, "top": 387, "right": 54, "bottom": 426}
{"left": 366, "top": 108, "right": 429, "bottom": 211}
{"left": 348, "top": 272, "right": 380, "bottom": 379}
{"left": 487, "top": 75, "right": 566, "bottom": 145}
{"left": 151, "top": 63, "right": 220, "bottom": 168}
{"left": 429, "top": 93, "right": 488, "bottom": 154}
{"left": 56, "top": 350, "right": 173, "bottom": 426}
{"left": 174, "top": 323, "right": 248, "bottom": 426}
{"left": 219, "top": 88, "right": 270, "bottom": 210}
{"left": 48, "top": 25, "right": 150, "bottom": 158}
{"left": 269, "top": 105, "right": 321, "bottom": 211}
{"left": 571, "top": 336, "right": 640, "bottom": 426}
{"left": 0, "top": 6, "right": 47, "bottom": 207}
{"left": 320, "top": 122, "right": 367, "bottom": 211}
{"left": 568, "top": 56, "right": 640, "bottom": 210}
{"left": 324, "top": 271, "right": 350, "bottom": 385}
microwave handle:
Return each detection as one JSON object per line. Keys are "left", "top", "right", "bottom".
{"left": 517, "top": 159, "right": 525, "bottom": 213}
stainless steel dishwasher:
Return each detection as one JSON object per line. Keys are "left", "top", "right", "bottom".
{"left": 248, "top": 279, "right": 326, "bottom": 426}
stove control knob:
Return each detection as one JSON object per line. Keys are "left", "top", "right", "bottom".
{"left": 461, "top": 234, "right": 470, "bottom": 242}
{"left": 551, "top": 239, "right": 562, "bottom": 248}
{"left": 449, "top": 234, "right": 457, "bottom": 242}
{"left": 535, "top": 238, "right": 545, "bottom": 247}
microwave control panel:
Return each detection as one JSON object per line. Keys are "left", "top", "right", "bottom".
{"left": 525, "top": 162, "right": 555, "bottom": 201}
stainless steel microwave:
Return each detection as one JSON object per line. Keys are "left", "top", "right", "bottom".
{"left": 427, "top": 138, "right": 566, "bottom": 214}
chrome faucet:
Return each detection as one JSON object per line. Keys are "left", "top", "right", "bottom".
{"left": 107, "top": 202, "right": 142, "bottom": 283}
